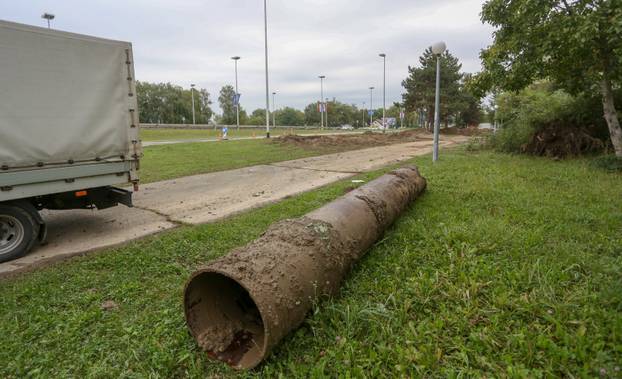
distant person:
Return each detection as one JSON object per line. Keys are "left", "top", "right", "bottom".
{"left": 222, "top": 126, "right": 228, "bottom": 140}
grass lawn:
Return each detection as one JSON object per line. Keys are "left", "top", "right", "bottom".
{"left": 1, "top": 150, "right": 620, "bottom": 377}
{"left": 140, "top": 128, "right": 355, "bottom": 142}
{"left": 139, "top": 139, "right": 341, "bottom": 183}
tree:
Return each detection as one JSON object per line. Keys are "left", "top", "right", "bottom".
{"left": 276, "top": 107, "right": 305, "bottom": 126}
{"left": 304, "top": 103, "right": 321, "bottom": 126}
{"left": 304, "top": 101, "right": 360, "bottom": 127}
{"left": 473, "top": 0, "right": 622, "bottom": 157}
{"left": 136, "top": 82, "right": 213, "bottom": 124}
{"left": 248, "top": 109, "right": 265, "bottom": 126}
{"left": 219, "top": 85, "right": 245, "bottom": 125}
{"left": 402, "top": 48, "right": 464, "bottom": 129}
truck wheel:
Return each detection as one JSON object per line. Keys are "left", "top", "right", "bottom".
{"left": 0, "top": 203, "right": 40, "bottom": 263}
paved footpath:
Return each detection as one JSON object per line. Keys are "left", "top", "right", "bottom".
{"left": 0, "top": 136, "right": 468, "bottom": 277}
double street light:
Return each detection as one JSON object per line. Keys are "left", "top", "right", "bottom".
{"left": 231, "top": 56, "right": 241, "bottom": 130}
{"left": 379, "top": 53, "right": 386, "bottom": 132}
{"left": 431, "top": 41, "right": 447, "bottom": 162}
{"left": 319, "top": 75, "right": 326, "bottom": 129}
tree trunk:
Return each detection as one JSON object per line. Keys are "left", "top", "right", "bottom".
{"left": 600, "top": 78, "right": 622, "bottom": 157}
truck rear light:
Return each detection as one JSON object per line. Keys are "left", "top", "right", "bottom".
{"left": 75, "top": 190, "right": 88, "bottom": 197}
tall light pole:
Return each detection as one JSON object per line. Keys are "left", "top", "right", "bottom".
{"left": 272, "top": 91, "right": 277, "bottom": 129}
{"left": 263, "top": 0, "right": 270, "bottom": 138}
{"left": 190, "top": 84, "right": 196, "bottom": 125}
{"left": 431, "top": 41, "right": 446, "bottom": 162}
{"left": 231, "top": 56, "right": 241, "bottom": 130}
{"left": 369, "top": 87, "right": 375, "bottom": 127}
{"left": 318, "top": 75, "right": 326, "bottom": 129}
{"left": 326, "top": 97, "right": 330, "bottom": 128}
{"left": 362, "top": 101, "right": 366, "bottom": 127}
{"left": 41, "top": 13, "right": 55, "bottom": 28}
{"left": 379, "top": 53, "right": 386, "bottom": 132}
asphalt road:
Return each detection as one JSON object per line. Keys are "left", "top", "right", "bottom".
{"left": 0, "top": 136, "right": 468, "bottom": 277}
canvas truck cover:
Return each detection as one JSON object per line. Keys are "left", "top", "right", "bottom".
{"left": 0, "top": 20, "right": 140, "bottom": 171}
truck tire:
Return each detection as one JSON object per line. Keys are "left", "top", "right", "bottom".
{"left": 0, "top": 203, "right": 40, "bottom": 263}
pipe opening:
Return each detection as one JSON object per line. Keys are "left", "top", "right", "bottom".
{"left": 184, "top": 271, "right": 266, "bottom": 369}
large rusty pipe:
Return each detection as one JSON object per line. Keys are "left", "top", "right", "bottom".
{"left": 184, "top": 166, "right": 427, "bottom": 369}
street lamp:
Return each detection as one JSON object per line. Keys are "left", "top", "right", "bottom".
{"left": 190, "top": 84, "right": 196, "bottom": 125}
{"left": 231, "top": 56, "right": 241, "bottom": 130}
{"left": 326, "top": 97, "right": 330, "bottom": 128}
{"left": 369, "top": 87, "right": 375, "bottom": 127}
{"left": 319, "top": 75, "right": 326, "bottom": 129}
{"left": 263, "top": 0, "right": 270, "bottom": 138}
{"left": 379, "top": 53, "right": 386, "bottom": 132}
{"left": 362, "top": 101, "right": 366, "bottom": 127}
{"left": 431, "top": 41, "right": 446, "bottom": 162}
{"left": 41, "top": 13, "right": 55, "bottom": 29}
{"left": 272, "top": 91, "right": 277, "bottom": 129}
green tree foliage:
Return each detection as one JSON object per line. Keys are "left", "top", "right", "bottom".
{"left": 247, "top": 109, "right": 266, "bottom": 126}
{"left": 136, "top": 82, "right": 213, "bottom": 124}
{"left": 304, "top": 102, "right": 321, "bottom": 126}
{"left": 490, "top": 81, "right": 616, "bottom": 153}
{"left": 402, "top": 48, "right": 471, "bottom": 128}
{"left": 473, "top": 0, "right": 622, "bottom": 156}
{"left": 219, "top": 85, "right": 247, "bottom": 125}
{"left": 304, "top": 101, "right": 361, "bottom": 127}
{"left": 275, "top": 107, "right": 305, "bottom": 126}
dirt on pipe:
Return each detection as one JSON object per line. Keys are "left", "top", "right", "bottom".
{"left": 184, "top": 166, "right": 427, "bottom": 369}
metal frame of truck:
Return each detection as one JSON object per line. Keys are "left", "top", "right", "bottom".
{"left": 0, "top": 20, "right": 141, "bottom": 263}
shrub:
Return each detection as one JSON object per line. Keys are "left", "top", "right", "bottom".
{"left": 489, "top": 82, "right": 616, "bottom": 157}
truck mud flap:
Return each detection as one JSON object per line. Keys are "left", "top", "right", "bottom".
{"left": 102, "top": 187, "right": 133, "bottom": 209}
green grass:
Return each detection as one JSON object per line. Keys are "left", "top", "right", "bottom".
{"left": 1, "top": 150, "right": 621, "bottom": 378}
{"left": 140, "top": 128, "right": 355, "bottom": 142}
{"left": 140, "top": 139, "right": 339, "bottom": 183}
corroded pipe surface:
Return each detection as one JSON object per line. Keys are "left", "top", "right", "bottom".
{"left": 184, "top": 166, "right": 427, "bottom": 369}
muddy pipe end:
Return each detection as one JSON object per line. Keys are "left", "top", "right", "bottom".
{"left": 184, "top": 269, "right": 269, "bottom": 370}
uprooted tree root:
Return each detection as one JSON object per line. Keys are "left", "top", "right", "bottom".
{"left": 521, "top": 124, "right": 606, "bottom": 158}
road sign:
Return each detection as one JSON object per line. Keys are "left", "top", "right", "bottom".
{"left": 368, "top": 110, "right": 374, "bottom": 117}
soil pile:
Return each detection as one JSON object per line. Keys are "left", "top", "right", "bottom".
{"left": 521, "top": 124, "right": 605, "bottom": 158}
{"left": 274, "top": 130, "right": 431, "bottom": 150}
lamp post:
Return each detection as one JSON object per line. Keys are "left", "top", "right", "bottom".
{"left": 263, "top": 0, "right": 270, "bottom": 138}
{"left": 190, "top": 84, "right": 196, "bottom": 125}
{"left": 272, "top": 91, "right": 277, "bottom": 129}
{"left": 231, "top": 56, "right": 241, "bottom": 130}
{"left": 369, "top": 87, "right": 375, "bottom": 127}
{"left": 362, "top": 101, "right": 366, "bottom": 127}
{"left": 41, "top": 13, "right": 55, "bottom": 28}
{"left": 379, "top": 53, "right": 386, "bottom": 132}
{"left": 431, "top": 41, "right": 446, "bottom": 162}
{"left": 318, "top": 75, "right": 325, "bottom": 129}
{"left": 326, "top": 97, "right": 330, "bottom": 128}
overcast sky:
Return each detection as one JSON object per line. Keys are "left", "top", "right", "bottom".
{"left": 2, "top": 0, "right": 493, "bottom": 113}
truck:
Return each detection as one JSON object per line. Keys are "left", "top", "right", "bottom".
{"left": 0, "top": 20, "right": 142, "bottom": 263}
